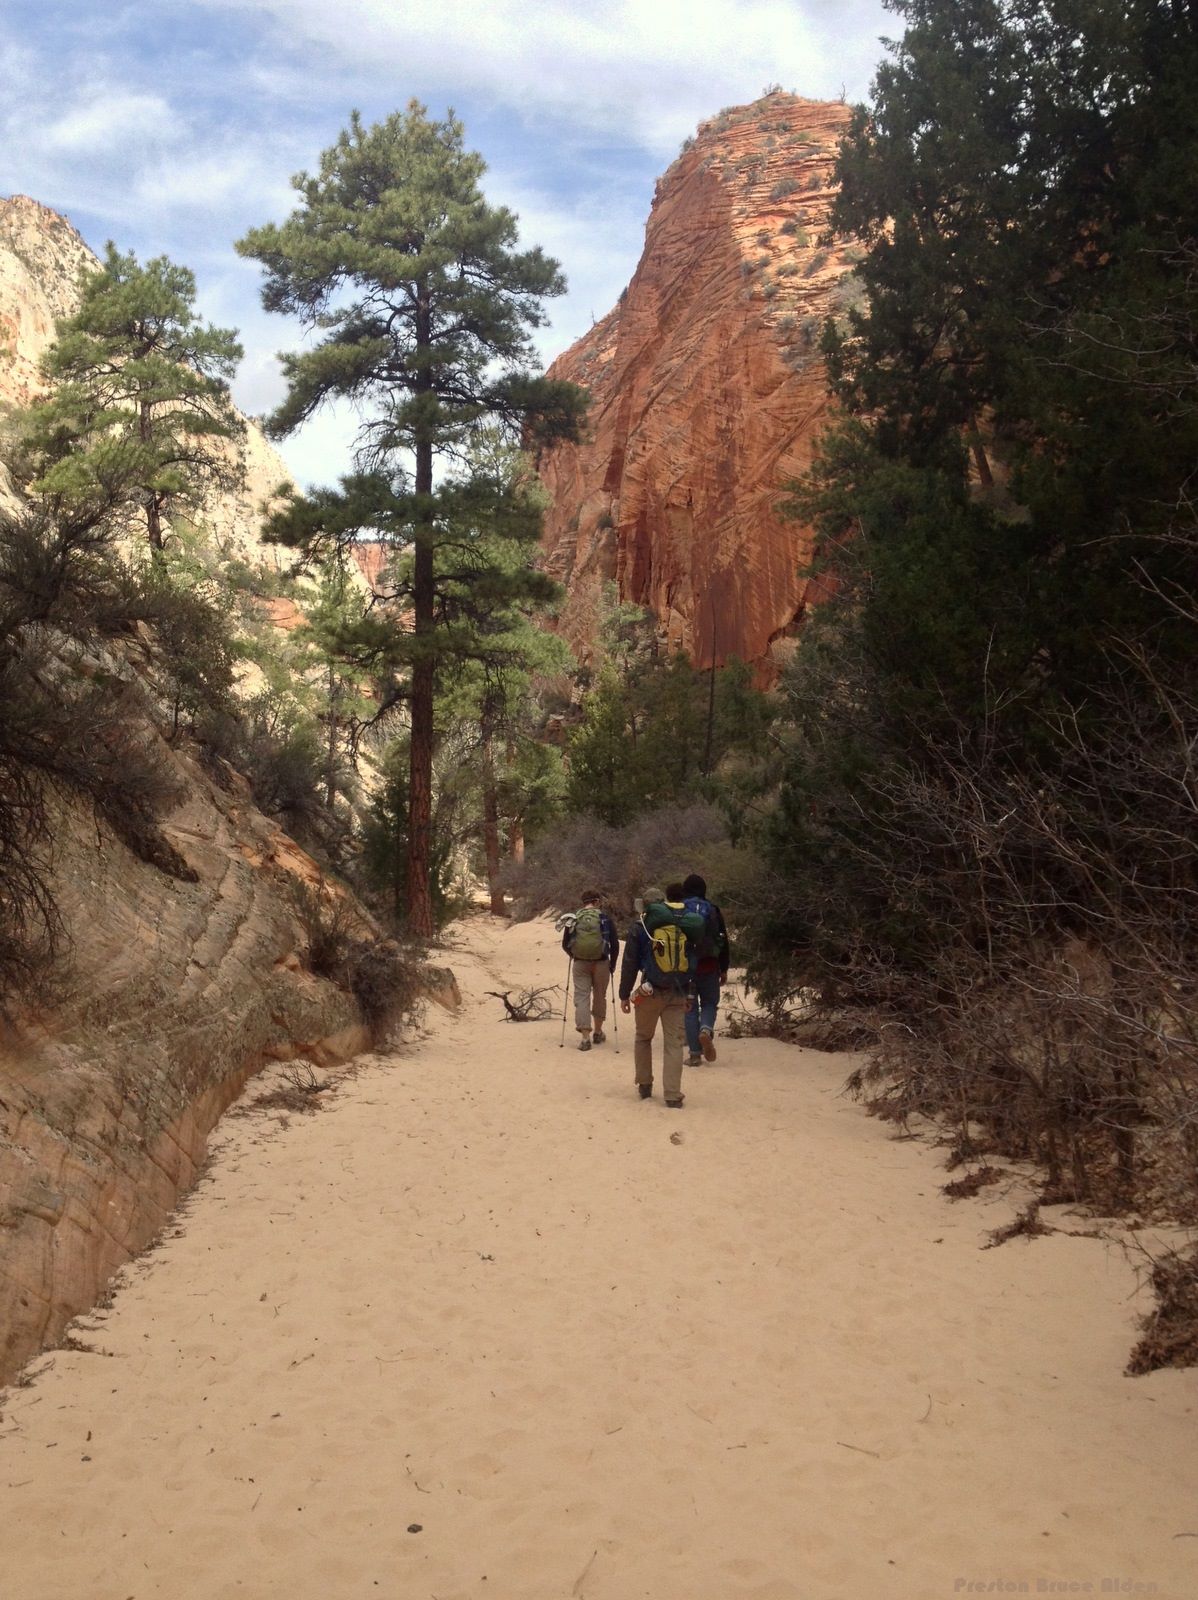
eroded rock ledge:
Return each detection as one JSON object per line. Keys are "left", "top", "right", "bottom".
{"left": 0, "top": 722, "right": 450, "bottom": 1384}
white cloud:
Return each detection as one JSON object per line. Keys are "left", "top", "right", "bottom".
{"left": 196, "top": 0, "right": 888, "bottom": 154}
{"left": 44, "top": 90, "right": 177, "bottom": 154}
{"left": 132, "top": 149, "right": 296, "bottom": 218}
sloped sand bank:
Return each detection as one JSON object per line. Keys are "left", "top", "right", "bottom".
{"left": 1, "top": 915, "right": 1194, "bottom": 1599}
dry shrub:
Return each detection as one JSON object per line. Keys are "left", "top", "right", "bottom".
{"left": 1127, "top": 1245, "right": 1198, "bottom": 1375}
{"left": 0, "top": 499, "right": 246, "bottom": 998}
{"left": 507, "top": 803, "right": 729, "bottom": 920}
{"left": 725, "top": 992, "right": 878, "bottom": 1052}
{"left": 293, "top": 883, "right": 360, "bottom": 980}
{"left": 244, "top": 1062, "right": 331, "bottom": 1115}
{"left": 487, "top": 986, "right": 556, "bottom": 1021}
{"left": 292, "top": 882, "right": 423, "bottom": 1042}
{"left": 346, "top": 939, "right": 423, "bottom": 1039}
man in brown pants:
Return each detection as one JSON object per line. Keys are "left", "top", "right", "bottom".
{"left": 617, "top": 883, "right": 691, "bottom": 1108}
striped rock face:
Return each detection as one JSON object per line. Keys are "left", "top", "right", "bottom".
{"left": 539, "top": 92, "right": 862, "bottom": 679}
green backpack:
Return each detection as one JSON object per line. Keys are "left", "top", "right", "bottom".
{"left": 641, "top": 900, "right": 705, "bottom": 988}
{"left": 570, "top": 906, "right": 607, "bottom": 961}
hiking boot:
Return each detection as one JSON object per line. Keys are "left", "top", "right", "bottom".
{"left": 638, "top": 1083, "right": 653, "bottom": 1099}
{"left": 665, "top": 1096, "right": 685, "bottom": 1109}
{"left": 686, "top": 1052, "right": 703, "bottom": 1067}
{"left": 578, "top": 1037, "right": 592, "bottom": 1051}
{"left": 699, "top": 1027, "right": 717, "bottom": 1063}
{"left": 592, "top": 1029, "right": 606, "bottom": 1045}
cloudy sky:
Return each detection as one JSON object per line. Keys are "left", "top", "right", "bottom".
{"left": 3, "top": 0, "right": 891, "bottom": 485}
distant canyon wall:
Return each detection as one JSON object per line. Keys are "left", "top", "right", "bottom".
{"left": 540, "top": 92, "right": 859, "bottom": 675}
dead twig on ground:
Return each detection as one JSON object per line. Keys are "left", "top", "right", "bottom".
{"left": 984, "top": 1201, "right": 1054, "bottom": 1248}
{"left": 487, "top": 986, "right": 557, "bottom": 1022}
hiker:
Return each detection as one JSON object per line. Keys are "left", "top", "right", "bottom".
{"left": 681, "top": 872, "right": 730, "bottom": 1067}
{"left": 562, "top": 890, "right": 619, "bottom": 1051}
{"left": 618, "top": 883, "right": 702, "bottom": 1108}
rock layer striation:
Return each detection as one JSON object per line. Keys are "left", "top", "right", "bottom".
{"left": 540, "top": 92, "right": 859, "bottom": 673}
{"left": 0, "top": 625, "right": 381, "bottom": 1381}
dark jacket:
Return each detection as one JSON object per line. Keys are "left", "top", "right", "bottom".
{"left": 562, "top": 909, "right": 619, "bottom": 972}
{"left": 695, "top": 902, "right": 730, "bottom": 979}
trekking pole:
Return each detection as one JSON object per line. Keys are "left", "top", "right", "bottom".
{"left": 559, "top": 956, "right": 572, "bottom": 1048}
{"left": 611, "top": 973, "right": 620, "bottom": 1053}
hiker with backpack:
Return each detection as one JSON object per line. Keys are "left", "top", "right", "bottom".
{"left": 680, "top": 872, "right": 731, "bottom": 1067}
{"left": 617, "top": 883, "right": 705, "bottom": 1108}
{"left": 562, "top": 890, "right": 620, "bottom": 1051}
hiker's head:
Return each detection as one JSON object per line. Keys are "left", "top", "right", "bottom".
{"left": 665, "top": 881, "right": 684, "bottom": 901}
{"left": 580, "top": 889, "right": 601, "bottom": 906}
{"left": 682, "top": 873, "right": 707, "bottom": 898}
{"left": 635, "top": 883, "right": 666, "bottom": 914}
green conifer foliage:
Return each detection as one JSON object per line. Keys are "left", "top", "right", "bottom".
{"left": 747, "top": 0, "right": 1198, "bottom": 1120}
{"left": 17, "top": 246, "right": 244, "bottom": 551}
{"left": 238, "top": 103, "right": 586, "bottom": 935}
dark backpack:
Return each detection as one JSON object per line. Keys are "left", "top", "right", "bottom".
{"left": 683, "top": 895, "right": 722, "bottom": 961}
{"left": 641, "top": 902, "right": 701, "bottom": 992}
{"left": 569, "top": 906, "right": 607, "bottom": 961}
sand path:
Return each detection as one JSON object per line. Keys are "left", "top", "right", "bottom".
{"left": 1, "top": 914, "right": 1195, "bottom": 1600}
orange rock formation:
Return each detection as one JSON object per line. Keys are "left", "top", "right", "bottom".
{"left": 540, "top": 92, "right": 859, "bottom": 674}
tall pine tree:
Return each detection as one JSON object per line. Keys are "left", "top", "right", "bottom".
{"left": 240, "top": 115, "right": 585, "bottom": 933}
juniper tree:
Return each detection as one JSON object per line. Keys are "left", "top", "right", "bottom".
{"left": 238, "top": 104, "right": 585, "bottom": 934}
{"left": 17, "top": 246, "right": 244, "bottom": 552}
{"left": 747, "top": 0, "right": 1198, "bottom": 1018}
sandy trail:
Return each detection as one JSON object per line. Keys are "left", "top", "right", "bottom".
{"left": 0, "top": 914, "right": 1194, "bottom": 1600}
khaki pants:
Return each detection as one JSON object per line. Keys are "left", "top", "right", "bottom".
{"left": 633, "top": 992, "right": 688, "bottom": 1102}
{"left": 573, "top": 960, "right": 610, "bottom": 1033}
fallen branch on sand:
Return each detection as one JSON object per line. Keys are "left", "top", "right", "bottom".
{"left": 487, "top": 987, "right": 557, "bottom": 1022}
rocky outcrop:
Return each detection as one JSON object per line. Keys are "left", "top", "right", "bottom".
{"left": 0, "top": 202, "right": 439, "bottom": 1377}
{"left": 0, "top": 194, "right": 292, "bottom": 559}
{"left": 0, "top": 197, "right": 92, "bottom": 411}
{"left": 0, "top": 631, "right": 371, "bottom": 1381}
{"left": 539, "top": 92, "right": 860, "bottom": 674}
{"left": 0, "top": 624, "right": 467, "bottom": 1383}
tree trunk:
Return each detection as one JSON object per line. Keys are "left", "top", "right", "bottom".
{"left": 480, "top": 720, "right": 505, "bottom": 916}
{"left": 147, "top": 498, "right": 165, "bottom": 553}
{"left": 325, "top": 663, "right": 338, "bottom": 812}
{"left": 504, "top": 740, "right": 524, "bottom": 864}
{"left": 507, "top": 818, "right": 525, "bottom": 865}
{"left": 141, "top": 402, "right": 165, "bottom": 553}
{"left": 406, "top": 313, "right": 437, "bottom": 937}
{"left": 407, "top": 579, "right": 436, "bottom": 937}
{"left": 966, "top": 414, "right": 994, "bottom": 488}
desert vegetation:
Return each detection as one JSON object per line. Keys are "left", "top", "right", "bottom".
{"left": 716, "top": 0, "right": 1198, "bottom": 1342}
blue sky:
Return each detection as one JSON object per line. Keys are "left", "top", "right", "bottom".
{"left": 3, "top": 0, "right": 891, "bottom": 485}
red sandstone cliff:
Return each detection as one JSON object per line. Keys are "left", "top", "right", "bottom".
{"left": 540, "top": 92, "right": 860, "bottom": 673}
